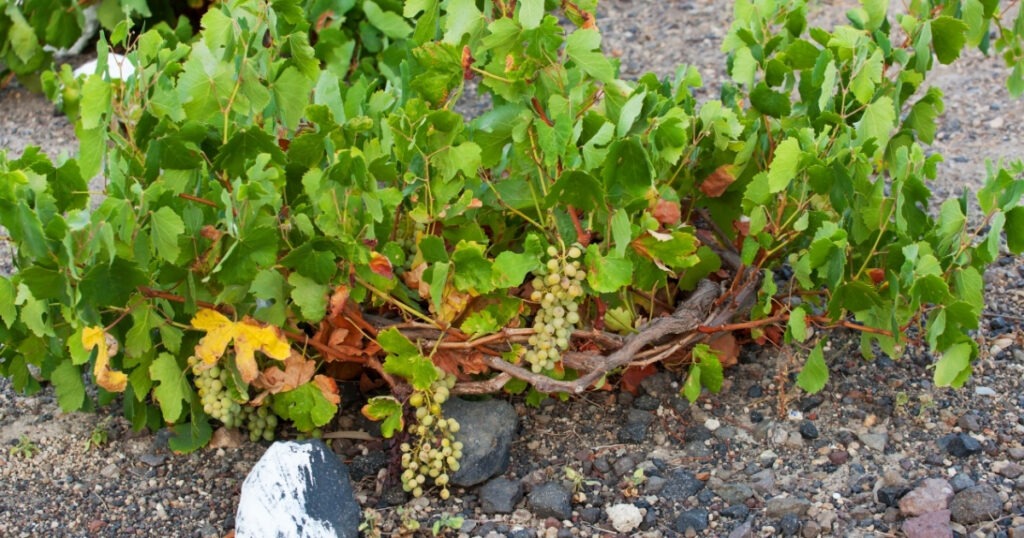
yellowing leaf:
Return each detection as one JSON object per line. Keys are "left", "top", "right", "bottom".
{"left": 82, "top": 327, "right": 127, "bottom": 392}
{"left": 191, "top": 309, "right": 234, "bottom": 365}
{"left": 190, "top": 309, "right": 291, "bottom": 383}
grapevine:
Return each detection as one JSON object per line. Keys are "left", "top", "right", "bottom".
{"left": 189, "top": 360, "right": 245, "bottom": 430}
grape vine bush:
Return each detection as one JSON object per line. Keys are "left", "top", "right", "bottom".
{"left": 0, "top": 0, "right": 1022, "bottom": 490}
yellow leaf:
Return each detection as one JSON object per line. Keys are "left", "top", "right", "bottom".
{"left": 191, "top": 309, "right": 234, "bottom": 365}
{"left": 82, "top": 327, "right": 127, "bottom": 393}
{"left": 191, "top": 309, "right": 291, "bottom": 383}
{"left": 233, "top": 318, "right": 291, "bottom": 383}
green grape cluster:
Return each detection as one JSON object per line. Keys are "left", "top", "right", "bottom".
{"left": 399, "top": 371, "right": 463, "bottom": 500}
{"left": 240, "top": 404, "right": 279, "bottom": 442}
{"left": 189, "top": 359, "right": 244, "bottom": 428}
{"left": 525, "top": 245, "right": 586, "bottom": 372}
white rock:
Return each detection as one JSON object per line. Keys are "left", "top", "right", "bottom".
{"left": 974, "top": 386, "right": 997, "bottom": 396}
{"left": 73, "top": 53, "right": 136, "bottom": 81}
{"left": 704, "top": 418, "right": 721, "bottom": 431}
{"left": 607, "top": 503, "right": 643, "bottom": 533}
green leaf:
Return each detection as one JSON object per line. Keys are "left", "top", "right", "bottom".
{"left": 750, "top": 83, "right": 791, "bottom": 117}
{"left": 442, "top": 0, "right": 484, "bottom": 44}
{"left": 214, "top": 127, "right": 286, "bottom": 179}
{"left": 631, "top": 230, "right": 700, "bottom": 273}
{"left": 585, "top": 245, "right": 633, "bottom": 293}
{"left": 611, "top": 208, "right": 631, "bottom": 258}
{"left": 850, "top": 50, "right": 883, "bottom": 104}
{"left": 546, "top": 170, "right": 604, "bottom": 212}
{"left": 273, "top": 66, "right": 314, "bottom": 130}
{"left": 452, "top": 241, "right": 494, "bottom": 293}
{"left": 617, "top": 90, "right": 645, "bottom": 137}
{"left": 692, "top": 343, "right": 723, "bottom": 393}
{"left": 363, "top": 0, "right": 413, "bottom": 39}
{"left": 0, "top": 278, "right": 15, "bottom": 328}
{"left": 288, "top": 273, "right": 328, "bottom": 322}
{"left": 1005, "top": 207, "right": 1024, "bottom": 254}
{"left": 930, "top": 17, "right": 968, "bottom": 65}
{"left": 681, "top": 364, "right": 702, "bottom": 402}
{"left": 518, "top": 0, "right": 544, "bottom": 29}
{"left": 361, "top": 396, "right": 404, "bottom": 438}
{"left": 856, "top": 96, "right": 895, "bottom": 152}
{"left": 461, "top": 310, "right": 499, "bottom": 337}
{"left": 492, "top": 248, "right": 542, "bottom": 289}
{"left": 272, "top": 382, "right": 339, "bottom": 432}
{"left": 565, "top": 29, "right": 615, "bottom": 83}
{"left": 52, "top": 361, "right": 87, "bottom": 412}
{"left": 377, "top": 327, "right": 422, "bottom": 358}
{"left": 150, "top": 207, "right": 184, "bottom": 262}
{"left": 788, "top": 306, "right": 808, "bottom": 342}
{"left": 380, "top": 342, "right": 437, "bottom": 391}
{"left": 796, "top": 341, "right": 829, "bottom": 393}
{"left": 8, "top": 15, "right": 42, "bottom": 64}
{"left": 934, "top": 341, "right": 974, "bottom": 387}
{"left": 80, "top": 75, "right": 111, "bottom": 130}
{"left": 603, "top": 137, "right": 653, "bottom": 207}
{"left": 150, "top": 353, "right": 189, "bottom": 423}
{"left": 861, "top": 0, "right": 889, "bottom": 30}
{"left": 168, "top": 400, "right": 213, "bottom": 454}
{"left": 767, "top": 137, "right": 801, "bottom": 194}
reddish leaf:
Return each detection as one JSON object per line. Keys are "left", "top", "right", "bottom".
{"left": 252, "top": 351, "right": 316, "bottom": 394}
{"left": 313, "top": 374, "right": 341, "bottom": 405}
{"left": 369, "top": 252, "right": 394, "bottom": 279}
{"left": 652, "top": 199, "right": 681, "bottom": 226}
{"left": 328, "top": 284, "right": 350, "bottom": 320}
{"left": 707, "top": 332, "right": 740, "bottom": 368}
{"left": 868, "top": 268, "right": 885, "bottom": 284}
{"left": 462, "top": 46, "right": 475, "bottom": 80}
{"left": 433, "top": 349, "right": 489, "bottom": 380}
{"left": 733, "top": 216, "right": 751, "bottom": 237}
{"left": 620, "top": 364, "right": 657, "bottom": 395}
{"left": 699, "top": 165, "right": 736, "bottom": 198}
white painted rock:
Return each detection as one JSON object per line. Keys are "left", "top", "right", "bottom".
{"left": 235, "top": 440, "right": 360, "bottom": 538}
{"left": 73, "top": 53, "right": 135, "bottom": 81}
{"left": 607, "top": 503, "right": 643, "bottom": 533}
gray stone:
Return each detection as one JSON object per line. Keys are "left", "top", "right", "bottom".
{"left": 876, "top": 485, "right": 910, "bottom": 507}
{"left": 994, "top": 461, "right": 1024, "bottom": 479}
{"left": 721, "top": 504, "right": 750, "bottom": 520}
{"left": 235, "top": 440, "right": 360, "bottom": 538}
{"left": 779, "top": 513, "right": 800, "bottom": 536}
{"left": 1008, "top": 447, "right": 1024, "bottom": 461}
{"left": 801, "top": 521, "right": 821, "bottom": 538}
{"left": 950, "top": 484, "right": 1002, "bottom": 524}
{"left": 940, "top": 433, "right": 983, "bottom": 458}
{"left": 618, "top": 410, "right": 654, "bottom": 444}
{"left": 660, "top": 469, "right": 705, "bottom": 500}
{"left": 902, "top": 509, "right": 952, "bottom": 538}
{"left": 728, "top": 519, "right": 754, "bottom": 538}
{"left": 751, "top": 469, "right": 776, "bottom": 494}
{"left": 673, "top": 508, "right": 709, "bottom": 533}
{"left": 528, "top": 482, "right": 572, "bottom": 520}
{"left": 765, "top": 496, "right": 811, "bottom": 518}
{"left": 644, "top": 475, "right": 666, "bottom": 494}
{"left": 714, "top": 482, "right": 754, "bottom": 505}
{"left": 899, "top": 478, "right": 953, "bottom": 517}
{"left": 479, "top": 477, "right": 524, "bottom": 514}
{"left": 857, "top": 431, "right": 888, "bottom": 452}
{"left": 444, "top": 397, "right": 518, "bottom": 487}
{"left": 949, "top": 473, "right": 976, "bottom": 492}
{"left": 956, "top": 413, "right": 983, "bottom": 432}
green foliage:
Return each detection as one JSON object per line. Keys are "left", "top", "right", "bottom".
{"left": 9, "top": 434, "right": 39, "bottom": 459}
{"left": 0, "top": 0, "right": 1021, "bottom": 455}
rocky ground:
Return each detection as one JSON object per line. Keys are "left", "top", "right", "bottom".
{"left": 2, "top": 0, "right": 1023, "bottom": 537}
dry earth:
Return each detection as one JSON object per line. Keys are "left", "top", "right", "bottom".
{"left": 1, "top": 1, "right": 1023, "bottom": 537}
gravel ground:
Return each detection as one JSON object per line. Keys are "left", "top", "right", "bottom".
{"left": 1, "top": 1, "right": 1023, "bottom": 537}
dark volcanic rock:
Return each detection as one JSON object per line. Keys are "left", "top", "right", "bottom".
{"left": 673, "top": 508, "right": 709, "bottom": 533}
{"left": 479, "top": 477, "right": 524, "bottom": 514}
{"left": 444, "top": 397, "right": 518, "bottom": 487}
{"left": 950, "top": 484, "right": 1002, "bottom": 524}
{"left": 660, "top": 470, "right": 705, "bottom": 500}
{"left": 528, "top": 482, "right": 572, "bottom": 520}
{"left": 939, "top": 433, "right": 983, "bottom": 458}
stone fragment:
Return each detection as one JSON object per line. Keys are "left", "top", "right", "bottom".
{"left": 444, "top": 397, "right": 518, "bottom": 487}
{"left": 528, "top": 482, "right": 572, "bottom": 520}
{"left": 857, "top": 431, "right": 888, "bottom": 452}
{"left": 902, "top": 509, "right": 952, "bottom": 538}
{"left": 660, "top": 469, "right": 705, "bottom": 500}
{"left": 714, "top": 482, "right": 754, "bottom": 505}
{"left": 949, "top": 484, "right": 1002, "bottom": 524}
{"left": 479, "top": 477, "right": 524, "bottom": 514}
{"left": 618, "top": 409, "right": 654, "bottom": 444}
{"left": 899, "top": 478, "right": 954, "bottom": 517}
{"left": 799, "top": 421, "right": 819, "bottom": 440}
{"left": 876, "top": 485, "right": 911, "bottom": 507}
{"left": 673, "top": 508, "right": 709, "bottom": 533}
{"left": 940, "top": 433, "right": 982, "bottom": 458}
{"left": 994, "top": 460, "right": 1024, "bottom": 479}
{"left": 606, "top": 503, "right": 643, "bottom": 533}
{"left": 235, "top": 440, "right": 360, "bottom": 538}
{"left": 765, "top": 495, "right": 811, "bottom": 518}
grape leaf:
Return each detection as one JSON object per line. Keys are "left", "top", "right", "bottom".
{"left": 272, "top": 382, "right": 339, "bottom": 432}
{"left": 788, "top": 306, "right": 808, "bottom": 343}
{"left": 51, "top": 361, "right": 87, "bottom": 412}
{"left": 692, "top": 343, "right": 724, "bottom": 393}
{"left": 767, "top": 137, "right": 801, "bottom": 193}
{"left": 377, "top": 327, "right": 423, "bottom": 359}
{"left": 518, "top": 0, "right": 544, "bottom": 29}
{"left": 363, "top": 0, "right": 413, "bottom": 39}
{"left": 191, "top": 309, "right": 291, "bottom": 382}
{"left": 584, "top": 245, "right": 633, "bottom": 293}
{"left": 934, "top": 341, "right": 974, "bottom": 387}
{"left": 288, "top": 272, "right": 329, "bottom": 322}
{"left": 796, "top": 341, "right": 829, "bottom": 393}
{"left": 0, "top": 278, "right": 15, "bottom": 328}
{"left": 82, "top": 327, "right": 127, "bottom": 393}
{"left": 681, "top": 364, "right": 702, "bottom": 402}
{"left": 931, "top": 17, "right": 968, "bottom": 65}
{"left": 150, "top": 353, "right": 190, "bottom": 423}
{"left": 361, "top": 396, "right": 404, "bottom": 438}
{"left": 150, "top": 207, "right": 185, "bottom": 263}
{"left": 565, "top": 29, "right": 614, "bottom": 83}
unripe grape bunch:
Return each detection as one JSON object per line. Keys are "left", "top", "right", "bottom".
{"left": 240, "top": 403, "right": 279, "bottom": 442}
{"left": 525, "top": 245, "right": 586, "bottom": 373}
{"left": 399, "top": 369, "right": 463, "bottom": 500}
{"left": 188, "top": 358, "right": 245, "bottom": 429}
